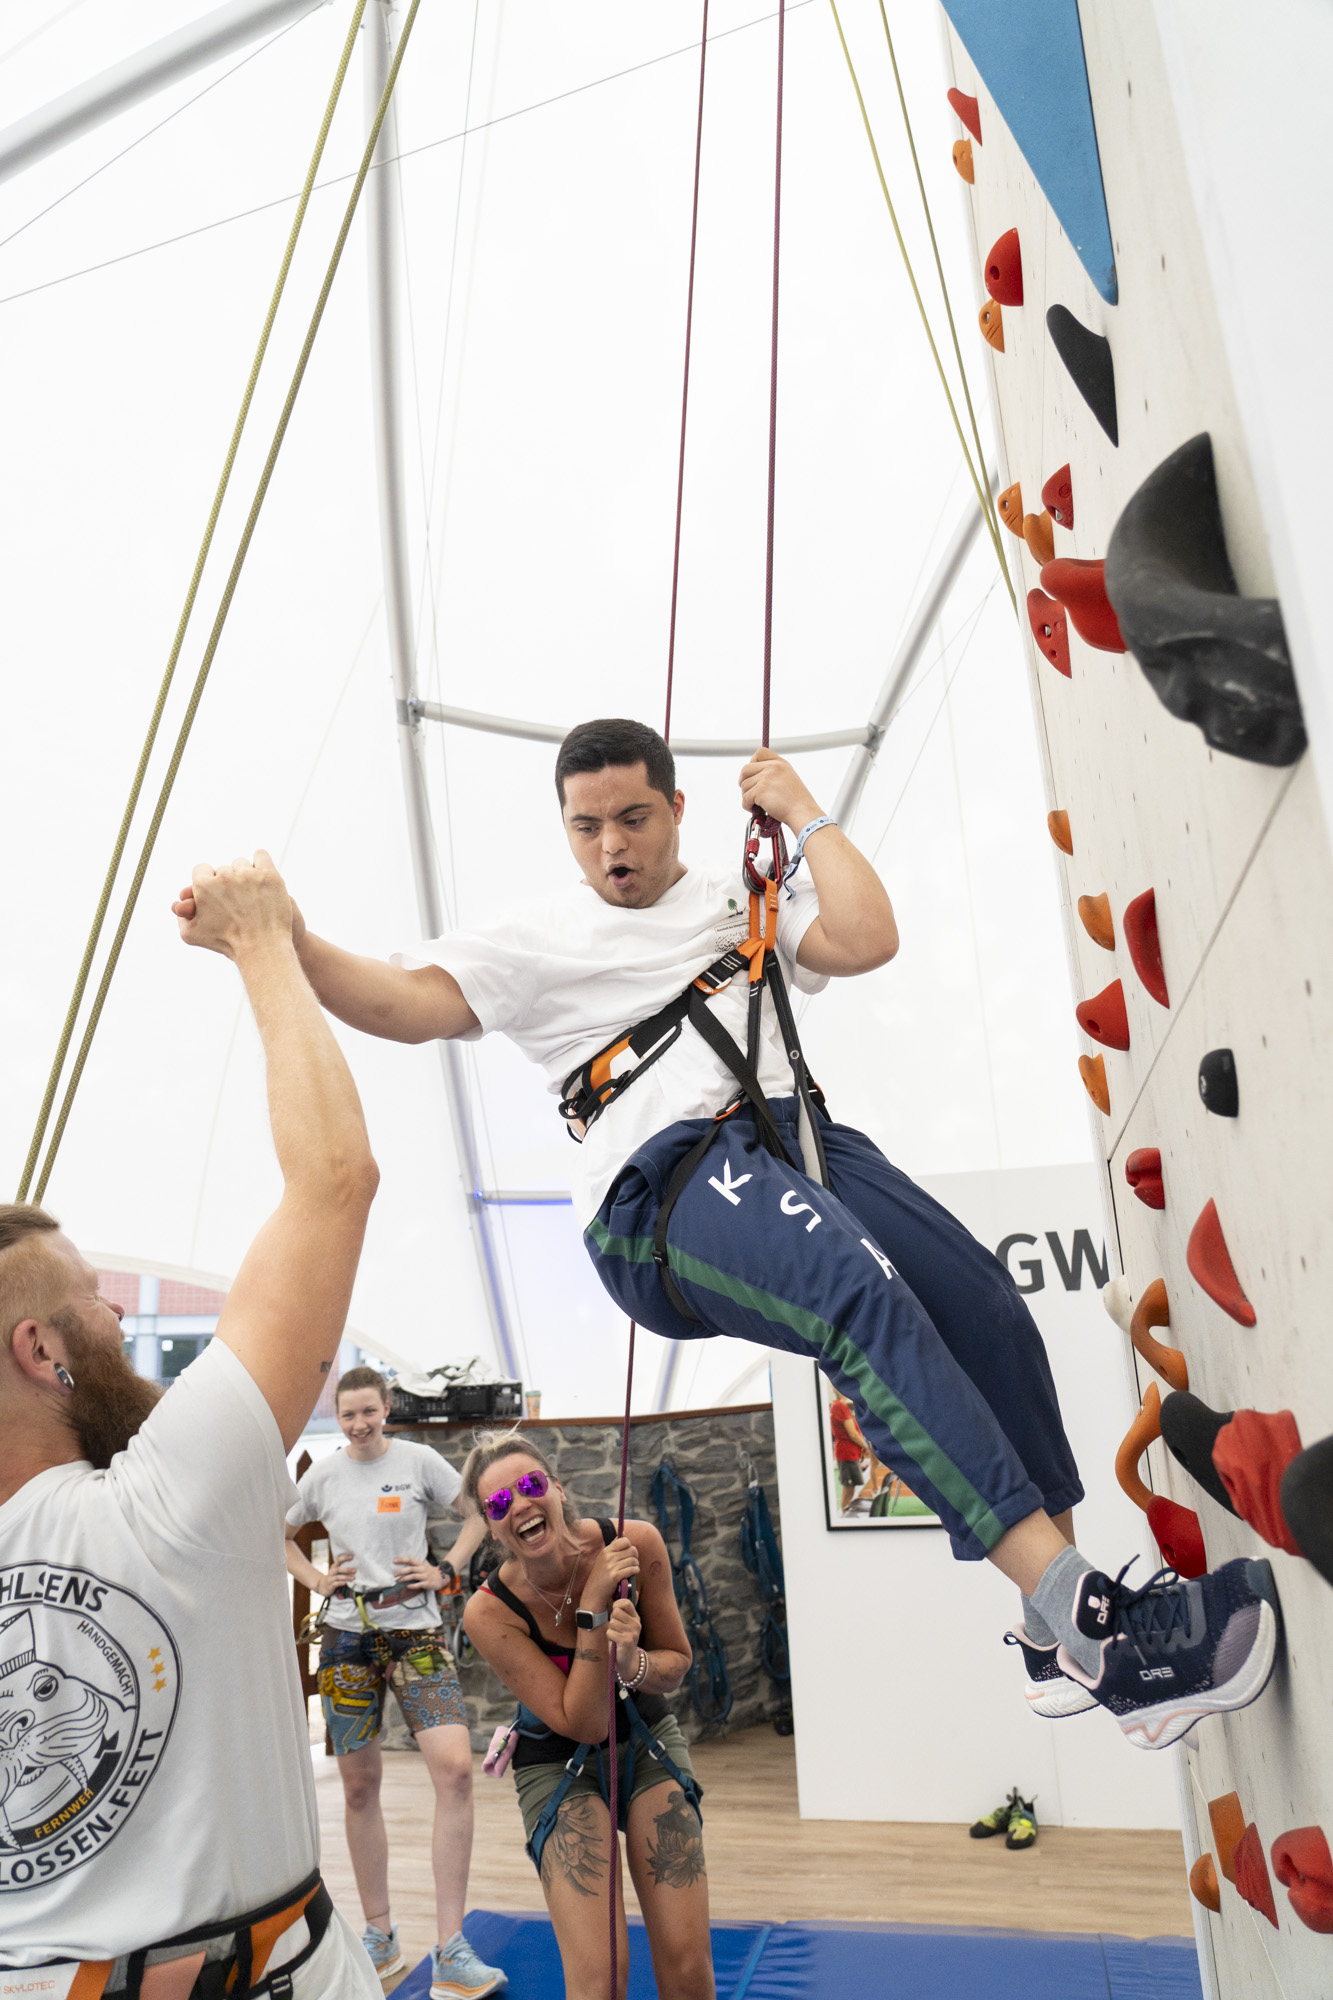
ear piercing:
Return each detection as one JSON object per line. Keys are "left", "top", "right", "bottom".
{"left": 54, "top": 1364, "right": 76, "bottom": 1392}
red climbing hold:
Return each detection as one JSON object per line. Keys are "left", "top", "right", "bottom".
{"left": 1186, "top": 1199, "right": 1256, "bottom": 1326}
{"left": 1213, "top": 1408, "right": 1304, "bottom": 1555}
{"left": 947, "top": 87, "right": 982, "bottom": 144}
{"left": 1047, "top": 809, "right": 1073, "bottom": 855}
{"left": 1027, "top": 590, "right": 1070, "bottom": 676}
{"left": 1146, "top": 1494, "right": 1206, "bottom": 1579}
{"left": 1234, "top": 1823, "right": 1279, "bottom": 1928}
{"left": 1126, "top": 1148, "right": 1165, "bottom": 1209}
{"left": 952, "top": 138, "right": 975, "bottom": 183}
{"left": 1042, "top": 463, "right": 1074, "bottom": 530}
{"left": 1076, "top": 979, "right": 1129, "bottom": 1051}
{"left": 1039, "top": 558, "right": 1126, "bottom": 653}
{"left": 984, "top": 229, "right": 1023, "bottom": 306}
{"left": 1123, "top": 888, "right": 1170, "bottom": 1007}
{"left": 1272, "top": 1827, "right": 1333, "bottom": 1934}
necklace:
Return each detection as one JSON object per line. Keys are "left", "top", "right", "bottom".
{"left": 529, "top": 1550, "right": 581, "bottom": 1626}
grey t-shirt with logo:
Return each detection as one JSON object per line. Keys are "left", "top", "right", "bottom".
{"left": 287, "top": 1438, "right": 463, "bottom": 1632}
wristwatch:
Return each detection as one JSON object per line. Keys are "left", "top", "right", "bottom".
{"left": 574, "top": 1607, "right": 610, "bottom": 1630}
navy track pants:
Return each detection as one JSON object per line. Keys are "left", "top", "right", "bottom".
{"left": 585, "top": 1099, "right": 1082, "bottom": 1560}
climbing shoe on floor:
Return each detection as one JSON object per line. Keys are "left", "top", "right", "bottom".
{"left": 969, "top": 1788, "right": 1020, "bottom": 1839}
{"left": 1005, "top": 1795, "right": 1039, "bottom": 1850}
{"left": 361, "top": 1922, "right": 406, "bottom": 1982}
{"left": 1005, "top": 1624, "right": 1098, "bottom": 1718}
{"left": 1058, "top": 1557, "right": 1280, "bottom": 1750}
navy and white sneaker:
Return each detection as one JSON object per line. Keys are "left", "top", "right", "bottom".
{"left": 1005, "top": 1624, "right": 1098, "bottom": 1718}
{"left": 1057, "top": 1557, "right": 1281, "bottom": 1750}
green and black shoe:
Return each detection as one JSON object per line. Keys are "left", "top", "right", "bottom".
{"left": 1005, "top": 1794, "right": 1038, "bottom": 1850}
{"left": 968, "top": 1787, "right": 1019, "bottom": 1839}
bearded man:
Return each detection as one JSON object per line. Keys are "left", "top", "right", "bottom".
{"left": 0, "top": 853, "right": 382, "bottom": 1999}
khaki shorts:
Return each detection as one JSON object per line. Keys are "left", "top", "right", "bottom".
{"left": 513, "top": 1711, "right": 697, "bottom": 1846}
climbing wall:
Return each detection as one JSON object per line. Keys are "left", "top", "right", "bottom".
{"left": 940, "top": 4, "right": 1333, "bottom": 1995}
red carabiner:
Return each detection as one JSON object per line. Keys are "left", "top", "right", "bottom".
{"left": 742, "top": 810, "right": 788, "bottom": 895}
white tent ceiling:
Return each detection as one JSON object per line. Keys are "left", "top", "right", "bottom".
{"left": 0, "top": 0, "right": 1089, "bottom": 1413}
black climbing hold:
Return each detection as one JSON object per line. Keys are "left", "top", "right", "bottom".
{"left": 1105, "top": 434, "right": 1306, "bottom": 766}
{"left": 1198, "top": 1047, "right": 1239, "bottom": 1117}
{"left": 1046, "top": 305, "right": 1117, "bottom": 445}
{"left": 1280, "top": 1435, "right": 1333, "bottom": 1590}
{"left": 1159, "top": 1391, "right": 1239, "bottom": 1516}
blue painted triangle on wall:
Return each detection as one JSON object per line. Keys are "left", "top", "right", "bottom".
{"left": 941, "top": 0, "right": 1117, "bottom": 304}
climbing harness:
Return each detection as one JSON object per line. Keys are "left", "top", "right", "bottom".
{"left": 740, "top": 1470, "right": 790, "bottom": 1687}
{"left": 516, "top": 1693, "right": 703, "bottom": 1879}
{"left": 650, "top": 1460, "right": 733, "bottom": 1725}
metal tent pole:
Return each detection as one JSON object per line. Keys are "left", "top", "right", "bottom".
{"left": 0, "top": 0, "right": 331, "bottom": 186}
{"left": 363, "top": 0, "right": 518, "bottom": 1378}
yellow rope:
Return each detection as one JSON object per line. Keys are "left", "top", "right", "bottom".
{"left": 825, "top": 0, "right": 1016, "bottom": 612}
{"left": 28, "top": 0, "right": 425, "bottom": 1202}
{"left": 17, "top": 0, "right": 369, "bottom": 1202}
{"left": 873, "top": 0, "right": 1013, "bottom": 611}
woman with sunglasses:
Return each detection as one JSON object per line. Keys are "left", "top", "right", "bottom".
{"left": 461, "top": 1432, "right": 714, "bottom": 2000}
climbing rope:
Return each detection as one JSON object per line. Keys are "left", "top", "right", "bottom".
{"left": 825, "top": 0, "right": 1016, "bottom": 613}
{"left": 20, "top": 0, "right": 424, "bottom": 1203}
{"left": 663, "top": 0, "right": 710, "bottom": 746}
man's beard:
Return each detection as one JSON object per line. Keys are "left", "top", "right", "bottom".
{"left": 52, "top": 1310, "right": 162, "bottom": 1468}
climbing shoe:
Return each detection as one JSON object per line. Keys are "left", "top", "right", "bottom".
{"left": 969, "top": 1788, "right": 1019, "bottom": 1839}
{"left": 1005, "top": 1624, "right": 1098, "bottom": 1718}
{"left": 1057, "top": 1557, "right": 1280, "bottom": 1750}
{"left": 1005, "top": 1795, "right": 1038, "bottom": 1850}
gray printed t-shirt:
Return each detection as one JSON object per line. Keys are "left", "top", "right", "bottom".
{"left": 287, "top": 1439, "right": 462, "bottom": 1632}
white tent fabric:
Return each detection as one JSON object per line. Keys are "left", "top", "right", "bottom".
{"left": 0, "top": 0, "right": 1088, "bottom": 1413}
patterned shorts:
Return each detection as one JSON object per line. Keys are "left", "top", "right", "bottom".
{"left": 318, "top": 1626, "right": 468, "bottom": 1756}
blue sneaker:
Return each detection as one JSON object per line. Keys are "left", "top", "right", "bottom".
{"left": 1057, "top": 1557, "right": 1280, "bottom": 1750}
{"left": 1005, "top": 1624, "right": 1098, "bottom": 1718}
{"left": 431, "top": 1932, "right": 507, "bottom": 1999}
{"left": 361, "top": 1921, "right": 405, "bottom": 1982}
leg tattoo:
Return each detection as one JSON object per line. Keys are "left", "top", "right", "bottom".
{"left": 644, "top": 1788, "right": 706, "bottom": 1890}
{"left": 542, "top": 1794, "right": 609, "bottom": 1899}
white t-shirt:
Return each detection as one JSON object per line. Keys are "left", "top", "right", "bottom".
{"left": 0, "top": 1341, "right": 325, "bottom": 1971}
{"left": 286, "top": 1440, "right": 461, "bottom": 1633}
{"left": 398, "top": 862, "right": 826, "bottom": 1226}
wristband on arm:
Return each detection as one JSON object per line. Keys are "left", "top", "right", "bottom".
{"left": 782, "top": 815, "right": 837, "bottom": 895}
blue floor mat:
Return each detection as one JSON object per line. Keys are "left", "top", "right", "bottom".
{"left": 397, "top": 1911, "right": 1202, "bottom": 1999}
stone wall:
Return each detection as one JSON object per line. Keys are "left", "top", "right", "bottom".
{"left": 386, "top": 1404, "right": 785, "bottom": 1753}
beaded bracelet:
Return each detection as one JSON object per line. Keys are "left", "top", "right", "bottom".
{"left": 616, "top": 1646, "right": 648, "bottom": 1691}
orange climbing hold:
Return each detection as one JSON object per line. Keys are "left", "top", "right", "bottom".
{"left": 1077, "top": 893, "right": 1115, "bottom": 950}
{"left": 1209, "top": 1793, "right": 1246, "bottom": 1885}
{"left": 952, "top": 138, "right": 975, "bottom": 182}
{"left": 1147, "top": 1494, "right": 1206, "bottom": 1577}
{"left": 1076, "top": 978, "right": 1129, "bottom": 1050}
{"left": 1125, "top": 1147, "right": 1165, "bottom": 1209}
{"left": 1234, "top": 1823, "right": 1279, "bottom": 1928}
{"left": 1115, "top": 1381, "right": 1161, "bottom": 1512}
{"left": 1039, "top": 557, "right": 1127, "bottom": 653}
{"left": 1027, "top": 590, "right": 1070, "bottom": 676}
{"left": 1047, "top": 809, "right": 1073, "bottom": 854}
{"left": 978, "top": 300, "right": 1005, "bottom": 351}
{"left": 1123, "top": 888, "right": 1170, "bottom": 1007}
{"left": 947, "top": 87, "right": 982, "bottom": 143}
{"left": 1189, "top": 1854, "right": 1221, "bottom": 1914}
{"left": 1129, "top": 1279, "right": 1189, "bottom": 1393}
{"left": 984, "top": 229, "right": 1023, "bottom": 306}
{"left": 1213, "top": 1408, "right": 1304, "bottom": 1555}
{"left": 1186, "top": 1199, "right": 1256, "bottom": 1326}
{"left": 1272, "top": 1826, "right": 1333, "bottom": 1934}
{"left": 1023, "top": 511, "right": 1055, "bottom": 564}
{"left": 1042, "top": 463, "right": 1073, "bottom": 530}
{"left": 1078, "top": 1053, "right": 1109, "bottom": 1115}
{"left": 998, "top": 481, "right": 1024, "bottom": 535}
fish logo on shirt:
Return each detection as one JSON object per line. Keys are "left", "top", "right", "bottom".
{"left": 0, "top": 1570, "right": 180, "bottom": 1891}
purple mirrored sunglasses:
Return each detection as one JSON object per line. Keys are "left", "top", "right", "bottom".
{"left": 483, "top": 1468, "right": 549, "bottom": 1523}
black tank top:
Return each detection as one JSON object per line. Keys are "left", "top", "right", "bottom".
{"left": 484, "top": 1517, "right": 668, "bottom": 1766}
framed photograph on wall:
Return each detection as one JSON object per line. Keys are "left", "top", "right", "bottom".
{"left": 814, "top": 1364, "right": 943, "bottom": 1532}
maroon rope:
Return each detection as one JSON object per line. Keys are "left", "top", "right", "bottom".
{"left": 663, "top": 0, "right": 711, "bottom": 746}
{"left": 607, "top": 1319, "right": 637, "bottom": 1998}
{"left": 760, "top": 0, "right": 786, "bottom": 749}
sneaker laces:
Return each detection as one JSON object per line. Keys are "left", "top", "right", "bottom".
{"left": 1101, "top": 1559, "right": 1191, "bottom": 1663}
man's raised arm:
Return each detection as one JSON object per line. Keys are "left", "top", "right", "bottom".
{"left": 293, "top": 908, "right": 478, "bottom": 1044}
{"left": 174, "top": 852, "right": 381, "bottom": 1449}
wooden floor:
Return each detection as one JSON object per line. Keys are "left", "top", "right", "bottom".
{"left": 312, "top": 1726, "right": 1193, "bottom": 1974}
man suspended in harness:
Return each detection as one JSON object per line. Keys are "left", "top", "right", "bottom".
{"left": 0, "top": 853, "right": 382, "bottom": 1997}
{"left": 292, "top": 717, "right": 1280, "bottom": 1752}
{"left": 458, "top": 1434, "right": 711, "bottom": 2000}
